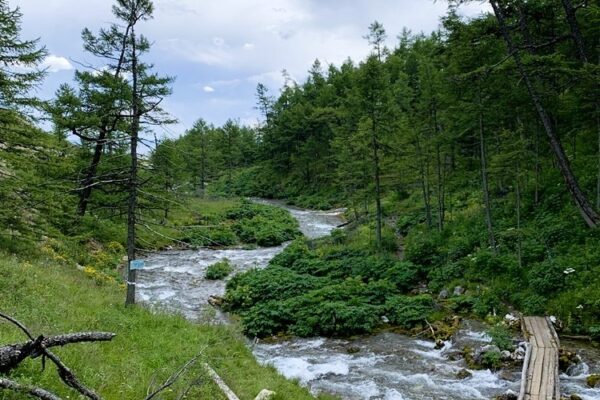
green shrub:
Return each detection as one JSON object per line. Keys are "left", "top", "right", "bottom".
{"left": 472, "top": 291, "right": 506, "bottom": 317}
{"left": 184, "top": 224, "right": 238, "bottom": 247}
{"left": 224, "top": 266, "right": 329, "bottom": 311}
{"left": 383, "top": 261, "right": 419, "bottom": 292}
{"left": 481, "top": 350, "right": 502, "bottom": 370}
{"left": 289, "top": 301, "right": 381, "bottom": 337}
{"left": 488, "top": 324, "right": 513, "bottom": 351}
{"left": 447, "top": 295, "right": 476, "bottom": 314}
{"left": 528, "top": 260, "right": 565, "bottom": 295}
{"left": 205, "top": 259, "right": 234, "bottom": 280}
{"left": 269, "top": 239, "right": 311, "bottom": 268}
{"left": 384, "top": 295, "right": 434, "bottom": 328}
{"left": 232, "top": 201, "right": 301, "bottom": 246}
{"left": 404, "top": 231, "right": 443, "bottom": 268}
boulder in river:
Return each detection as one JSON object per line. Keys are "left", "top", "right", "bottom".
{"left": 474, "top": 344, "right": 500, "bottom": 363}
{"left": 500, "top": 350, "right": 512, "bottom": 361}
{"left": 456, "top": 368, "right": 472, "bottom": 379}
{"left": 559, "top": 348, "right": 581, "bottom": 372}
{"left": 587, "top": 374, "right": 600, "bottom": 388}
{"left": 495, "top": 390, "right": 517, "bottom": 400}
{"left": 512, "top": 346, "right": 526, "bottom": 361}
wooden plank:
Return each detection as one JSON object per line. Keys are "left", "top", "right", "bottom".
{"left": 531, "top": 347, "right": 544, "bottom": 395}
{"left": 519, "top": 316, "right": 560, "bottom": 400}
{"left": 545, "top": 348, "right": 555, "bottom": 400}
{"left": 518, "top": 342, "right": 532, "bottom": 400}
{"left": 539, "top": 348, "right": 550, "bottom": 399}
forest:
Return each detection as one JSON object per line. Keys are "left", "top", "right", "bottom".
{"left": 1, "top": 0, "right": 599, "bottom": 399}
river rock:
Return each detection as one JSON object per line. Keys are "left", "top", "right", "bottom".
{"left": 453, "top": 286, "right": 465, "bottom": 296}
{"left": 495, "top": 390, "right": 517, "bottom": 400}
{"left": 587, "top": 374, "right": 600, "bottom": 388}
{"left": 504, "top": 313, "right": 520, "bottom": 328}
{"left": 438, "top": 289, "right": 449, "bottom": 299}
{"left": 512, "top": 346, "right": 526, "bottom": 361}
{"left": 498, "top": 370, "right": 517, "bottom": 382}
{"left": 456, "top": 368, "right": 472, "bottom": 379}
{"left": 346, "top": 345, "right": 360, "bottom": 354}
{"left": 254, "top": 389, "right": 276, "bottom": 400}
{"left": 569, "top": 394, "right": 583, "bottom": 400}
{"left": 208, "top": 295, "right": 223, "bottom": 307}
{"left": 474, "top": 344, "right": 500, "bottom": 363}
{"left": 501, "top": 350, "right": 512, "bottom": 361}
{"left": 559, "top": 349, "right": 580, "bottom": 372}
{"left": 381, "top": 315, "right": 390, "bottom": 324}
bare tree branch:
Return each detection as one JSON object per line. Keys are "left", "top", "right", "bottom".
{"left": 0, "top": 378, "right": 62, "bottom": 400}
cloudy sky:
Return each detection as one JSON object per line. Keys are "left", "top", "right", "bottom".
{"left": 16, "top": 0, "right": 489, "bottom": 138}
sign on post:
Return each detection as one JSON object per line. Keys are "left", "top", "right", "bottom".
{"left": 130, "top": 259, "right": 145, "bottom": 270}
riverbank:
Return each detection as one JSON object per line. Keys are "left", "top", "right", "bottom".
{"left": 0, "top": 254, "right": 336, "bottom": 400}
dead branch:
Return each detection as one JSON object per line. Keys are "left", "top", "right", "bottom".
{"left": 0, "top": 332, "right": 116, "bottom": 373}
{"left": 0, "top": 312, "right": 106, "bottom": 400}
{"left": 144, "top": 354, "right": 201, "bottom": 400}
{"left": 0, "top": 378, "right": 62, "bottom": 400}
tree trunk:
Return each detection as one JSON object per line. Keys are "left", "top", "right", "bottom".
{"left": 200, "top": 134, "right": 206, "bottom": 196}
{"left": 76, "top": 23, "right": 132, "bottom": 217}
{"left": 560, "top": 0, "right": 588, "bottom": 63}
{"left": 478, "top": 86, "right": 497, "bottom": 254}
{"left": 516, "top": 162, "right": 522, "bottom": 269}
{"left": 372, "top": 125, "right": 382, "bottom": 248}
{"left": 126, "top": 24, "right": 140, "bottom": 306}
{"left": 535, "top": 127, "right": 540, "bottom": 205}
{"left": 415, "top": 136, "right": 432, "bottom": 228}
{"left": 77, "top": 130, "right": 106, "bottom": 216}
{"left": 490, "top": 0, "right": 600, "bottom": 228}
{"left": 436, "top": 142, "right": 444, "bottom": 232}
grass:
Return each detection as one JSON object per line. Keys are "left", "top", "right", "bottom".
{"left": 0, "top": 254, "right": 336, "bottom": 400}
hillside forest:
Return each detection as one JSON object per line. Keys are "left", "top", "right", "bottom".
{"left": 1, "top": 0, "right": 600, "bottom": 399}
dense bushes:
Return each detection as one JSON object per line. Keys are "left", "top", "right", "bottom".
{"left": 205, "top": 259, "right": 234, "bottom": 280}
{"left": 183, "top": 200, "right": 301, "bottom": 247}
{"left": 224, "top": 239, "right": 436, "bottom": 338}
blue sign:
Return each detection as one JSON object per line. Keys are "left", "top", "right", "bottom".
{"left": 130, "top": 259, "right": 145, "bottom": 270}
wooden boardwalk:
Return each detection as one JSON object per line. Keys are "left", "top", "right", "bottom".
{"left": 519, "top": 316, "right": 560, "bottom": 400}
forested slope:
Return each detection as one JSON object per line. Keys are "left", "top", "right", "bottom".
{"left": 155, "top": 2, "right": 600, "bottom": 338}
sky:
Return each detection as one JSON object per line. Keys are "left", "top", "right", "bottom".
{"left": 16, "top": 0, "right": 490, "bottom": 139}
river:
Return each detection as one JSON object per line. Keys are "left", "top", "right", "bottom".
{"left": 136, "top": 200, "right": 600, "bottom": 400}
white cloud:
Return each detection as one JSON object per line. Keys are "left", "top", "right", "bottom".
{"left": 41, "top": 55, "right": 73, "bottom": 73}
{"left": 243, "top": 43, "right": 255, "bottom": 50}
{"left": 203, "top": 86, "right": 215, "bottom": 93}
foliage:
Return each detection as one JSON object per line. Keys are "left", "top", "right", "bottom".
{"left": 182, "top": 200, "right": 301, "bottom": 247}
{"left": 487, "top": 324, "right": 514, "bottom": 352}
{"left": 0, "top": 255, "right": 334, "bottom": 400}
{"left": 224, "top": 239, "right": 436, "bottom": 338}
{"left": 384, "top": 295, "right": 434, "bottom": 328}
{"left": 205, "top": 258, "right": 234, "bottom": 280}
{"left": 481, "top": 350, "right": 503, "bottom": 370}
